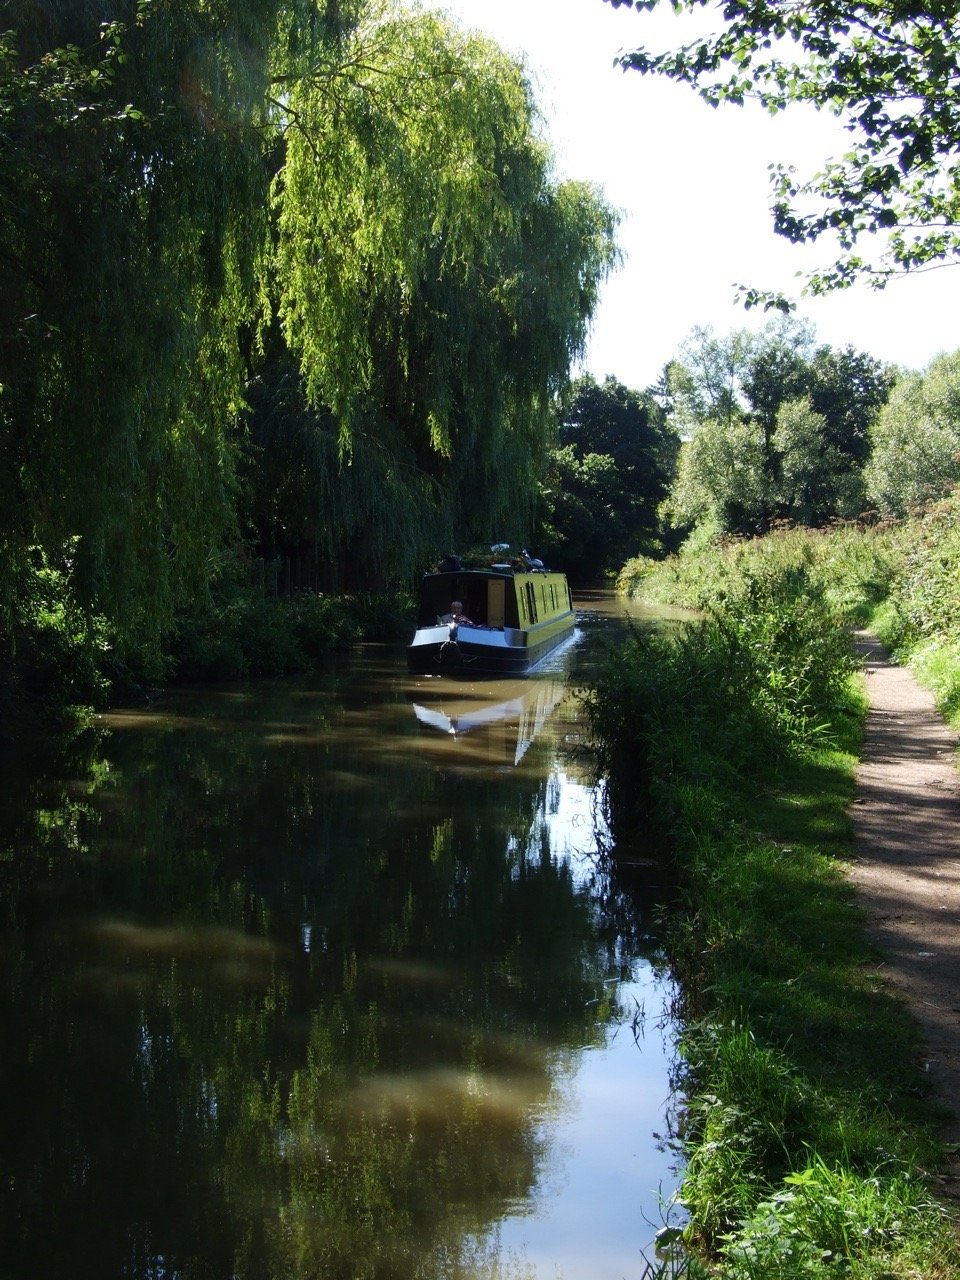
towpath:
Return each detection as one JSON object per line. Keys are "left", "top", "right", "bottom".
{"left": 851, "top": 632, "right": 960, "bottom": 1168}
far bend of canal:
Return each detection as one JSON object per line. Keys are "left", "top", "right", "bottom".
{"left": 0, "top": 591, "right": 683, "bottom": 1280}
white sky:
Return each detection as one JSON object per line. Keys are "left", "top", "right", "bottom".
{"left": 433, "top": 0, "right": 958, "bottom": 389}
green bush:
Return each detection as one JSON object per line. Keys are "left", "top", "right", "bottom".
{"left": 170, "top": 589, "right": 358, "bottom": 680}
{"left": 723, "top": 1158, "right": 953, "bottom": 1280}
{"left": 852, "top": 493, "right": 960, "bottom": 731}
{"left": 808, "top": 521, "right": 899, "bottom": 625}
{"left": 887, "top": 494, "right": 960, "bottom": 646}
{"left": 288, "top": 592, "right": 359, "bottom": 661}
{"left": 585, "top": 621, "right": 777, "bottom": 844}
{"left": 343, "top": 587, "right": 416, "bottom": 640}
{"left": 908, "top": 639, "right": 960, "bottom": 723}
{"left": 0, "top": 548, "right": 112, "bottom": 729}
{"left": 587, "top": 550, "right": 856, "bottom": 844}
{"left": 619, "top": 521, "right": 901, "bottom": 632}
{"left": 712, "top": 557, "right": 857, "bottom": 739}
{"left": 0, "top": 553, "right": 414, "bottom": 722}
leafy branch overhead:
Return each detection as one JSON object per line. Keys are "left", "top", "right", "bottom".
{"left": 606, "top": 0, "right": 960, "bottom": 300}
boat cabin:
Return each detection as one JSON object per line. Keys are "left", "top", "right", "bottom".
{"left": 415, "top": 569, "right": 571, "bottom": 630}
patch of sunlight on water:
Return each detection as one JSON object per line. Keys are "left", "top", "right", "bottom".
{"left": 483, "top": 969, "right": 680, "bottom": 1280}
{"left": 475, "top": 756, "right": 682, "bottom": 1280}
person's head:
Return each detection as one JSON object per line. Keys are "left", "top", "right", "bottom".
{"left": 451, "top": 600, "right": 463, "bottom": 614}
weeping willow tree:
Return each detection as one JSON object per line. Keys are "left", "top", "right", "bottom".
{"left": 0, "top": 0, "right": 307, "bottom": 663}
{"left": 241, "top": 355, "right": 446, "bottom": 590}
{"left": 1, "top": 0, "right": 617, "bottom": 682}
{"left": 268, "top": 2, "right": 619, "bottom": 584}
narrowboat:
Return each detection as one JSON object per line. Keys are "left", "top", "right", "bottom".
{"left": 407, "top": 557, "right": 575, "bottom": 676}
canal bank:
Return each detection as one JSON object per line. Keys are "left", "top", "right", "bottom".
{"left": 584, "top": 573, "right": 960, "bottom": 1278}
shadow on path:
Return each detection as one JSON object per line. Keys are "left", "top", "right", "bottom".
{"left": 852, "top": 632, "right": 960, "bottom": 1150}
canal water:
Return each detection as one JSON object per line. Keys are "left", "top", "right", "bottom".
{"left": 0, "top": 593, "right": 681, "bottom": 1280}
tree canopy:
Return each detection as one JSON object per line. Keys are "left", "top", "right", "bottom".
{"left": 539, "top": 374, "right": 677, "bottom": 577}
{"left": 0, "top": 0, "right": 618, "bottom": 680}
{"left": 606, "top": 0, "right": 960, "bottom": 300}
{"left": 271, "top": 5, "right": 619, "bottom": 581}
{"left": 664, "top": 320, "right": 892, "bottom": 533}
{"left": 1, "top": 0, "right": 282, "bottom": 654}
{"left": 865, "top": 351, "right": 960, "bottom": 514}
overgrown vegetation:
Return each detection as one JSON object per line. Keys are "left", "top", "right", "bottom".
{"left": 0, "top": 546, "right": 112, "bottom": 730}
{"left": 622, "top": 490, "right": 960, "bottom": 734}
{"left": 0, "top": 0, "right": 618, "bottom": 728}
{"left": 0, "top": 549, "right": 415, "bottom": 729}
{"left": 590, "top": 527, "right": 960, "bottom": 1278}
{"left": 619, "top": 521, "right": 900, "bottom": 624}
{"left": 867, "top": 497, "right": 960, "bottom": 728}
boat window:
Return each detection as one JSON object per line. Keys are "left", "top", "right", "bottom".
{"left": 420, "top": 577, "right": 467, "bottom": 624}
{"left": 525, "top": 582, "right": 538, "bottom": 623}
{"left": 487, "top": 577, "right": 506, "bottom": 628}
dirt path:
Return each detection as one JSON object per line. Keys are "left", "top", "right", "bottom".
{"left": 851, "top": 632, "right": 960, "bottom": 1157}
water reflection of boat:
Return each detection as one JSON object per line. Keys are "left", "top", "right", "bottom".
{"left": 411, "top": 676, "right": 570, "bottom": 767}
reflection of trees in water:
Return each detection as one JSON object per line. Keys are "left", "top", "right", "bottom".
{"left": 0, "top": 678, "right": 660, "bottom": 1280}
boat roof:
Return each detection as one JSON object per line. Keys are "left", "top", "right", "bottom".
{"left": 422, "top": 565, "right": 562, "bottom": 579}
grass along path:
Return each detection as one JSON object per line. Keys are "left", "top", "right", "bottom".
{"left": 586, "top": 556, "right": 960, "bottom": 1275}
